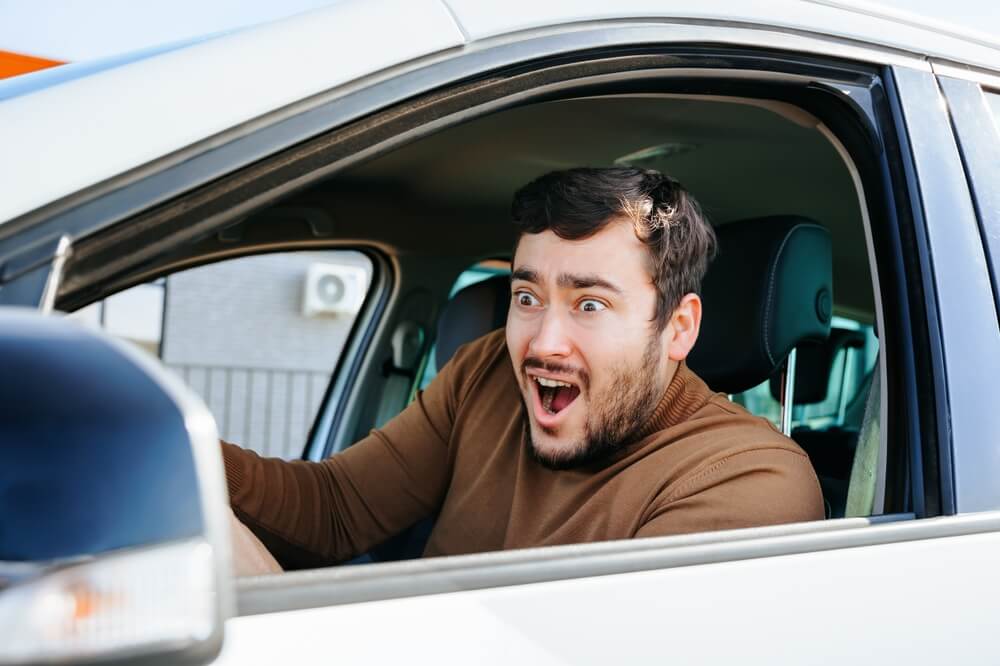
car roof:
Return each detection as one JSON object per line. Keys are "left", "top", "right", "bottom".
{"left": 0, "top": 0, "right": 997, "bottom": 229}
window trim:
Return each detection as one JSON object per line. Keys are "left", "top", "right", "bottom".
{"left": 890, "top": 66, "right": 1000, "bottom": 515}
{"left": 934, "top": 75, "right": 1000, "bottom": 514}
{"left": 61, "top": 243, "right": 394, "bottom": 463}
{"left": 936, "top": 76, "right": 1000, "bottom": 333}
{"left": 306, "top": 248, "right": 394, "bottom": 460}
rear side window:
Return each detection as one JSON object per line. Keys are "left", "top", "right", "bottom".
{"left": 68, "top": 250, "right": 373, "bottom": 459}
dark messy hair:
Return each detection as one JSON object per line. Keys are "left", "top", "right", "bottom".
{"left": 510, "top": 167, "right": 718, "bottom": 330}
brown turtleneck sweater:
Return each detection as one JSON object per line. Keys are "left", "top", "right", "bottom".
{"left": 222, "top": 329, "right": 823, "bottom": 567}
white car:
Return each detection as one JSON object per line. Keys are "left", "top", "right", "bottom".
{"left": 1, "top": 1, "right": 999, "bottom": 664}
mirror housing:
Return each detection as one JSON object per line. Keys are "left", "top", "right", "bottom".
{"left": 0, "top": 308, "right": 233, "bottom": 665}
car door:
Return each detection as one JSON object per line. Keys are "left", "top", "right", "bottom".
{"left": 4, "top": 5, "right": 1000, "bottom": 665}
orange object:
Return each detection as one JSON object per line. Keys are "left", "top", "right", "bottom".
{"left": 0, "top": 50, "right": 64, "bottom": 79}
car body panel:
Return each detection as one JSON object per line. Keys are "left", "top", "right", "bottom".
{"left": 217, "top": 525, "right": 1000, "bottom": 664}
{"left": 0, "top": 0, "right": 463, "bottom": 225}
{"left": 446, "top": 0, "right": 1000, "bottom": 71}
{"left": 0, "top": 34, "right": 225, "bottom": 103}
{"left": 4, "top": 1, "right": 1000, "bottom": 233}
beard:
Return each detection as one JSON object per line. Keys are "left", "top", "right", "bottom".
{"left": 522, "top": 334, "right": 666, "bottom": 470}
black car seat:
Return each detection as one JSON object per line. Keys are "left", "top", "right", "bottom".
{"left": 686, "top": 215, "right": 835, "bottom": 517}
{"left": 686, "top": 215, "right": 832, "bottom": 395}
{"left": 434, "top": 275, "right": 511, "bottom": 370}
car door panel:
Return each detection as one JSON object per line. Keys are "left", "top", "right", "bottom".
{"left": 218, "top": 518, "right": 1000, "bottom": 664}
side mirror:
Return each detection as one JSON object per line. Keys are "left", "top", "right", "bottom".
{"left": 0, "top": 309, "right": 232, "bottom": 665}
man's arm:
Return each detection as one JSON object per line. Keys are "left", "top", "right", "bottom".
{"left": 229, "top": 507, "right": 282, "bottom": 576}
{"left": 635, "top": 447, "right": 824, "bottom": 538}
{"left": 222, "top": 348, "right": 469, "bottom": 568}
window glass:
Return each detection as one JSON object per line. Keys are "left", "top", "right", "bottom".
{"left": 68, "top": 250, "right": 372, "bottom": 459}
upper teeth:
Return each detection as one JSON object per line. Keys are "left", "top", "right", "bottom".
{"left": 535, "top": 377, "right": 572, "bottom": 388}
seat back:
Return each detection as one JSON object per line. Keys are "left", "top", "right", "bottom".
{"left": 687, "top": 215, "right": 833, "bottom": 394}
{"left": 435, "top": 275, "right": 510, "bottom": 369}
{"left": 768, "top": 328, "right": 866, "bottom": 406}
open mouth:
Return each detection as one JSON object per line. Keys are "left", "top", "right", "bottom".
{"left": 532, "top": 375, "right": 581, "bottom": 416}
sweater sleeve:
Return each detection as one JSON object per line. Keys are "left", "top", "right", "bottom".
{"left": 635, "top": 447, "right": 825, "bottom": 539}
{"left": 222, "top": 342, "right": 480, "bottom": 568}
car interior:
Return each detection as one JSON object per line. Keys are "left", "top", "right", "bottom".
{"left": 59, "top": 90, "right": 886, "bottom": 567}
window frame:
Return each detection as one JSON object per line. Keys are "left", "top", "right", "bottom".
{"left": 8, "top": 21, "right": 982, "bottom": 612}
{"left": 936, "top": 75, "right": 1000, "bottom": 322}
{"left": 47, "top": 44, "right": 928, "bottom": 517}
{"left": 60, "top": 244, "right": 394, "bottom": 462}
{"left": 929, "top": 70, "right": 1000, "bottom": 513}
{"left": 891, "top": 66, "right": 1000, "bottom": 515}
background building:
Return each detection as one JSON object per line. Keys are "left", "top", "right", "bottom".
{"left": 71, "top": 250, "right": 372, "bottom": 459}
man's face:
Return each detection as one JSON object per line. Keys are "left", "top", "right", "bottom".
{"left": 506, "top": 219, "right": 677, "bottom": 469}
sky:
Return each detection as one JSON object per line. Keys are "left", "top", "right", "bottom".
{"left": 0, "top": 0, "right": 996, "bottom": 62}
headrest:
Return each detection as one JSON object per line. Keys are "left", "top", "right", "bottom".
{"left": 768, "top": 327, "right": 866, "bottom": 404}
{"left": 435, "top": 275, "right": 510, "bottom": 369}
{"left": 687, "top": 216, "right": 833, "bottom": 394}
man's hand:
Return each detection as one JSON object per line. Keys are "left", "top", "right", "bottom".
{"left": 228, "top": 507, "right": 283, "bottom": 577}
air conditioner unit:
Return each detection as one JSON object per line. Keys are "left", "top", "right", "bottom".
{"left": 302, "top": 263, "right": 367, "bottom": 317}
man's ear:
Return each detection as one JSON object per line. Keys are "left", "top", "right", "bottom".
{"left": 665, "top": 293, "right": 702, "bottom": 362}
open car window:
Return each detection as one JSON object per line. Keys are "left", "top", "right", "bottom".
{"left": 67, "top": 250, "right": 372, "bottom": 459}
{"left": 44, "top": 36, "right": 950, "bottom": 611}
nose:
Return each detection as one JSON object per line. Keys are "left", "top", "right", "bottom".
{"left": 528, "top": 306, "right": 573, "bottom": 359}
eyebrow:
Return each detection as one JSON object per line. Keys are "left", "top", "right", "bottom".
{"left": 510, "top": 268, "right": 538, "bottom": 284}
{"left": 511, "top": 267, "right": 623, "bottom": 295}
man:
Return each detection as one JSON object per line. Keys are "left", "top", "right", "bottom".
{"left": 224, "top": 167, "right": 824, "bottom": 572}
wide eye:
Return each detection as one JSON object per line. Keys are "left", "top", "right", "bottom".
{"left": 579, "top": 299, "right": 607, "bottom": 313}
{"left": 514, "top": 291, "right": 541, "bottom": 307}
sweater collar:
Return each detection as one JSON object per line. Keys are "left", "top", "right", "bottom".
{"left": 631, "top": 362, "right": 714, "bottom": 442}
